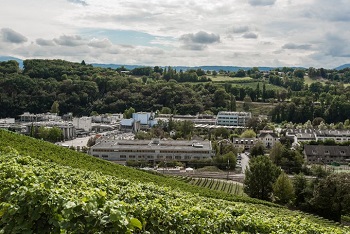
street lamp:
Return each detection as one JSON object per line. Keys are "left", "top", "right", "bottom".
{"left": 226, "top": 159, "right": 230, "bottom": 180}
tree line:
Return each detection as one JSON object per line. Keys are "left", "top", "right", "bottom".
{"left": 1, "top": 59, "right": 350, "bottom": 124}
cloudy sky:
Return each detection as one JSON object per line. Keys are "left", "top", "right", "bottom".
{"left": 1, "top": 0, "right": 350, "bottom": 68}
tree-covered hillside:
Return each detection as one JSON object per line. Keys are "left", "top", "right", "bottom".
{"left": 1, "top": 59, "right": 350, "bottom": 124}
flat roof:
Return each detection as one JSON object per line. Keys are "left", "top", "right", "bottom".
{"left": 92, "top": 139, "right": 212, "bottom": 151}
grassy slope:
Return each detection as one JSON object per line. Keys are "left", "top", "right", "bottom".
{"left": 0, "top": 130, "right": 348, "bottom": 232}
{"left": 0, "top": 130, "right": 273, "bottom": 206}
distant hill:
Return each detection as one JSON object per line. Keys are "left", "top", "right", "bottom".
{"left": 335, "top": 64, "right": 350, "bottom": 70}
{"left": 91, "top": 64, "right": 301, "bottom": 72}
{"left": 0, "top": 56, "right": 23, "bottom": 68}
{"left": 91, "top": 63, "right": 141, "bottom": 70}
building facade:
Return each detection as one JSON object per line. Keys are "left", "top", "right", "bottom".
{"left": 89, "top": 138, "right": 214, "bottom": 164}
{"left": 304, "top": 145, "right": 350, "bottom": 164}
{"left": 232, "top": 138, "right": 258, "bottom": 151}
{"left": 286, "top": 129, "right": 350, "bottom": 145}
{"left": 258, "top": 130, "right": 279, "bottom": 148}
{"left": 25, "top": 121, "right": 75, "bottom": 140}
{"left": 73, "top": 116, "right": 92, "bottom": 132}
{"left": 216, "top": 111, "right": 251, "bottom": 127}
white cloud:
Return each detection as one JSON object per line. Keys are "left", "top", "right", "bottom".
{"left": 53, "top": 35, "right": 85, "bottom": 47}
{"left": 0, "top": 28, "right": 27, "bottom": 43}
{"left": 36, "top": 38, "right": 55, "bottom": 46}
{"left": 248, "top": 0, "right": 276, "bottom": 6}
{"left": 88, "top": 38, "right": 112, "bottom": 48}
{"left": 0, "top": 0, "right": 348, "bottom": 68}
{"left": 282, "top": 43, "right": 311, "bottom": 50}
{"left": 242, "top": 32, "right": 258, "bottom": 39}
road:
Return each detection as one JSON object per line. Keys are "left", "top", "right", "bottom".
{"left": 56, "top": 135, "right": 93, "bottom": 149}
{"left": 240, "top": 152, "right": 250, "bottom": 174}
{"left": 55, "top": 131, "right": 135, "bottom": 149}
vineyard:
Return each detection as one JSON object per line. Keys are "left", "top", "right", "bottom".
{"left": 176, "top": 176, "right": 244, "bottom": 196}
{"left": 0, "top": 130, "right": 349, "bottom": 233}
{"left": 0, "top": 130, "right": 276, "bottom": 206}
{"left": 1, "top": 151, "right": 349, "bottom": 233}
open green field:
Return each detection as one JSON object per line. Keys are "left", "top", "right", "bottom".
{"left": 232, "top": 81, "right": 286, "bottom": 91}
{"left": 1, "top": 130, "right": 348, "bottom": 233}
{"left": 304, "top": 76, "right": 327, "bottom": 85}
{"left": 236, "top": 100, "right": 276, "bottom": 116}
{"left": 210, "top": 75, "right": 253, "bottom": 82}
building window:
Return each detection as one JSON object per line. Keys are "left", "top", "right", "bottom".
{"left": 175, "top": 156, "right": 181, "bottom": 160}
{"left": 120, "top": 155, "right": 126, "bottom": 158}
{"left": 102, "top": 155, "right": 108, "bottom": 158}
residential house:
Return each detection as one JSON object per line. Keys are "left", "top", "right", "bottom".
{"left": 258, "top": 130, "right": 279, "bottom": 148}
{"left": 304, "top": 145, "right": 350, "bottom": 164}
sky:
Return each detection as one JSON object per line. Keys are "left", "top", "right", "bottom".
{"left": 0, "top": 0, "right": 350, "bottom": 68}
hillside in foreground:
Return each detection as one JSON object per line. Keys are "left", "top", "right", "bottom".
{"left": 0, "top": 130, "right": 349, "bottom": 233}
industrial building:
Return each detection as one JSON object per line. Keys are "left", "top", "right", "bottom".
{"left": 216, "top": 111, "right": 251, "bottom": 127}
{"left": 89, "top": 138, "right": 214, "bottom": 164}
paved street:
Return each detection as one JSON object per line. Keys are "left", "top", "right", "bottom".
{"left": 55, "top": 131, "right": 135, "bottom": 150}
{"left": 240, "top": 152, "right": 250, "bottom": 174}
{"left": 56, "top": 135, "right": 93, "bottom": 149}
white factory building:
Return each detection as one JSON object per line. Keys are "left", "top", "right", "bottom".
{"left": 216, "top": 111, "right": 251, "bottom": 127}
{"left": 89, "top": 138, "right": 214, "bottom": 164}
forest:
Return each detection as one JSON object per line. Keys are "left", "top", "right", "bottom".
{"left": 1, "top": 59, "right": 350, "bottom": 124}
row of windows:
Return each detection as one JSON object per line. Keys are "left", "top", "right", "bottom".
{"left": 217, "top": 117, "right": 239, "bottom": 120}
{"left": 94, "top": 155, "right": 204, "bottom": 160}
{"left": 311, "top": 150, "right": 346, "bottom": 155}
{"left": 234, "top": 140, "right": 255, "bottom": 144}
{"left": 93, "top": 149, "right": 210, "bottom": 154}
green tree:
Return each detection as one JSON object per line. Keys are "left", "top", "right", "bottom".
{"left": 244, "top": 156, "right": 281, "bottom": 201}
{"left": 293, "top": 173, "right": 310, "bottom": 208}
{"left": 269, "top": 142, "right": 284, "bottom": 164}
{"left": 38, "top": 126, "right": 49, "bottom": 140}
{"left": 230, "top": 94, "right": 236, "bottom": 111}
{"left": 87, "top": 136, "right": 97, "bottom": 147}
{"left": 235, "top": 69, "right": 246, "bottom": 77}
{"left": 293, "top": 69, "right": 305, "bottom": 78}
{"left": 176, "top": 120, "right": 194, "bottom": 139}
{"left": 240, "top": 129, "right": 256, "bottom": 138}
{"left": 243, "top": 95, "right": 252, "bottom": 111}
{"left": 214, "top": 151, "right": 237, "bottom": 170}
{"left": 123, "top": 107, "right": 135, "bottom": 119}
{"left": 213, "top": 88, "right": 229, "bottom": 108}
{"left": 214, "top": 128, "right": 230, "bottom": 139}
{"left": 311, "top": 173, "right": 350, "bottom": 222}
{"left": 160, "top": 107, "right": 172, "bottom": 114}
{"left": 273, "top": 172, "right": 295, "bottom": 205}
{"left": 50, "top": 101, "right": 60, "bottom": 115}
{"left": 250, "top": 142, "right": 265, "bottom": 157}
{"left": 47, "top": 127, "right": 63, "bottom": 142}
